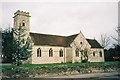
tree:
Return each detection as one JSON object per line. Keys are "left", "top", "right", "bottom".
{"left": 12, "top": 26, "right": 32, "bottom": 66}
{"left": 104, "top": 45, "right": 120, "bottom": 61}
{"left": 0, "top": 28, "right": 2, "bottom": 63}
{"left": 111, "top": 26, "right": 120, "bottom": 46}
{"left": 113, "top": 45, "right": 120, "bottom": 61}
{"left": 80, "top": 48, "right": 88, "bottom": 63}
{"left": 2, "top": 28, "right": 13, "bottom": 63}
{"left": 104, "top": 26, "right": 120, "bottom": 61}
{"left": 100, "top": 34, "right": 110, "bottom": 49}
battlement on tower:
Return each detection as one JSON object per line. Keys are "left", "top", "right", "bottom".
{"left": 13, "top": 10, "right": 30, "bottom": 18}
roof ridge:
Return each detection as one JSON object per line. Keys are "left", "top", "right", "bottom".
{"left": 30, "top": 32, "right": 66, "bottom": 37}
{"left": 67, "top": 33, "right": 79, "bottom": 37}
{"left": 30, "top": 32, "right": 79, "bottom": 47}
{"left": 30, "top": 32, "right": 79, "bottom": 38}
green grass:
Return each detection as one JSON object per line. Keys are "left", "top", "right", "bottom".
{"left": 1, "top": 61, "right": 119, "bottom": 69}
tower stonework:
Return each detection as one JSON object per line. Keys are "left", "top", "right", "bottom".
{"left": 13, "top": 10, "right": 30, "bottom": 38}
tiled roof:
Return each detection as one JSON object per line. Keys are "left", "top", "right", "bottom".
{"left": 30, "top": 32, "right": 102, "bottom": 48}
{"left": 65, "top": 34, "right": 79, "bottom": 47}
{"left": 30, "top": 32, "right": 78, "bottom": 47}
{"left": 86, "top": 39, "right": 103, "bottom": 48}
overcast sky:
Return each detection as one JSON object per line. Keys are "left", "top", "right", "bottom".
{"left": 0, "top": 0, "right": 119, "bottom": 47}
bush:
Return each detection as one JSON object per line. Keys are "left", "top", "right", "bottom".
{"left": 1, "top": 61, "right": 120, "bottom": 78}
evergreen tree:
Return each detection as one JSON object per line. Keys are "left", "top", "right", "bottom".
{"left": 2, "top": 28, "right": 13, "bottom": 63}
{"left": 104, "top": 45, "right": 120, "bottom": 61}
{"left": 12, "top": 26, "right": 32, "bottom": 66}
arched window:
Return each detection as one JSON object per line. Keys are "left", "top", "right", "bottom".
{"left": 93, "top": 51, "right": 95, "bottom": 56}
{"left": 22, "top": 20, "right": 25, "bottom": 26}
{"left": 59, "top": 49, "right": 63, "bottom": 57}
{"left": 49, "top": 48, "right": 53, "bottom": 57}
{"left": 37, "top": 48, "right": 41, "bottom": 57}
{"left": 99, "top": 51, "right": 102, "bottom": 57}
{"left": 75, "top": 48, "right": 79, "bottom": 57}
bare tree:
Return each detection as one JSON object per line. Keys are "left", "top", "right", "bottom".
{"left": 112, "top": 26, "right": 120, "bottom": 46}
{"left": 100, "top": 34, "right": 110, "bottom": 49}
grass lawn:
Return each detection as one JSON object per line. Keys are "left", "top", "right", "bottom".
{"left": 1, "top": 61, "right": 120, "bottom": 69}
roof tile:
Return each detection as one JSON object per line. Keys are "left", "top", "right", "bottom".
{"left": 30, "top": 32, "right": 102, "bottom": 48}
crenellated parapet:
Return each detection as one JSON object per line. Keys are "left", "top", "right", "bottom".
{"left": 13, "top": 10, "right": 30, "bottom": 18}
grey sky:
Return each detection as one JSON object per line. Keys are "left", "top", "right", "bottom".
{"left": 1, "top": 0, "right": 118, "bottom": 46}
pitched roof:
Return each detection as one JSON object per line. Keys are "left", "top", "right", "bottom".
{"left": 30, "top": 32, "right": 102, "bottom": 48}
{"left": 65, "top": 34, "right": 79, "bottom": 47}
{"left": 86, "top": 39, "right": 103, "bottom": 48}
{"left": 30, "top": 32, "right": 78, "bottom": 47}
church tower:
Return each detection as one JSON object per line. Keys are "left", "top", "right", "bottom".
{"left": 13, "top": 10, "right": 30, "bottom": 38}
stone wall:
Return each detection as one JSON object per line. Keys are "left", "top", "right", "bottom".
{"left": 32, "top": 45, "right": 65, "bottom": 64}
{"left": 70, "top": 32, "right": 104, "bottom": 62}
{"left": 89, "top": 48, "right": 104, "bottom": 62}
{"left": 2, "top": 62, "right": 120, "bottom": 78}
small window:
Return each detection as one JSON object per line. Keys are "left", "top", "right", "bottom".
{"left": 22, "top": 22, "right": 25, "bottom": 26}
{"left": 49, "top": 48, "right": 53, "bottom": 57}
{"left": 22, "top": 20, "right": 25, "bottom": 26}
{"left": 59, "top": 49, "right": 63, "bottom": 57}
{"left": 93, "top": 51, "right": 95, "bottom": 56}
{"left": 80, "top": 42, "right": 82, "bottom": 44}
{"left": 99, "top": 51, "right": 102, "bottom": 57}
{"left": 37, "top": 48, "right": 41, "bottom": 57}
{"left": 75, "top": 48, "right": 79, "bottom": 57}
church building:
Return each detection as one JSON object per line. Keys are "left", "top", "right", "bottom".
{"left": 13, "top": 10, "right": 104, "bottom": 64}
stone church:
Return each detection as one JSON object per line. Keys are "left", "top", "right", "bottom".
{"left": 13, "top": 10, "right": 104, "bottom": 64}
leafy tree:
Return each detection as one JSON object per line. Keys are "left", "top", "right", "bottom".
{"left": 113, "top": 45, "right": 120, "bottom": 61}
{"left": 2, "top": 28, "right": 13, "bottom": 63}
{"left": 12, "top": 26, "right": 32, "bottom": 66}
{"left": 104, "top": 45, "right": 120, "bottom": 61}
